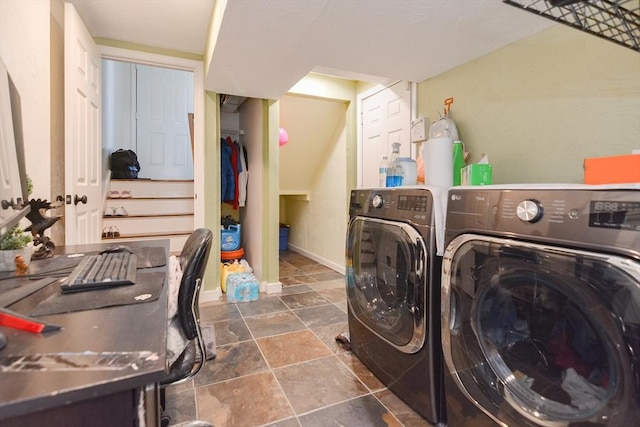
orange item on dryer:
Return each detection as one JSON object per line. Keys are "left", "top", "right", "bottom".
{"left": 416, "top": 143, "right": 425, "bottom": 184}
{"left": 584, "top": 154, "right": 640, "bottom": 184}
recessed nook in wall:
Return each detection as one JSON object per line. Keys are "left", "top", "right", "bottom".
{"left": 279, "top": 192, "right": 310, "bottom": 201}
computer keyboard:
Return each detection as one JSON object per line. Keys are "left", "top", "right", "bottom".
{"left": 60, "top": 252, "right": 137, "bottom": 294}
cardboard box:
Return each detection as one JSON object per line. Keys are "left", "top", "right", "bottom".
{"left": 461, "top": 164, "right": 492, "bottom": 186}
{"left": 584, "top": 154, "right": 640, "bottom": 184}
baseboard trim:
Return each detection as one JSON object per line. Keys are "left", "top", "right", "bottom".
{"left": 286, "top": 244, "right": 345, "bottom": 275}
{"left": 201, "top": 288, "right": 222, "bottom": 303}
{"left": 263, "top": 281, "right": 282, "bottom": 294}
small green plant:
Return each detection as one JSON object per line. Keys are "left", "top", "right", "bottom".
{"left": 26, "top": 176, "right": 33, "bottom": 197}
{"left": 0, "top": 225, "right": 31, "bottom": 250}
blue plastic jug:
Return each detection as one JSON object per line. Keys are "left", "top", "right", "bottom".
{"left": 221, "top": 224, "right": 241, "bottom": 251}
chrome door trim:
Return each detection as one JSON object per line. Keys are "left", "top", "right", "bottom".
{"left": 441, "top": 233, "right": 640, "bottom": 427}
{"left": 347, "top": 216, "right": 428, "bottom": 354}
{"left": 441, "top": 234, "right": 508, "bottom": 426}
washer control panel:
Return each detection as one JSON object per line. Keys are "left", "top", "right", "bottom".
{"left": 589, "top": 199, "right": 640, "bottom": 232}
{"left": 446, "top": 187, "right": 639, "bottom": 256}
{"left": 349, "top": 188, "right": 433, "bottom": 226}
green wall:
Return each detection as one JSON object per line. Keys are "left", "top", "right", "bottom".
{"left": 417, "top": 25, "right": 640, "bottom": 184}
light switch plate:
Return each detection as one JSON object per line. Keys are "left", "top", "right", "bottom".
{"left": 410, "top": 117, "right": 428, "bottom": 143}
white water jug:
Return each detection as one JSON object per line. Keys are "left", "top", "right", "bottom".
{"left": 393, "top": 157, "right": 417, "bottom": 186}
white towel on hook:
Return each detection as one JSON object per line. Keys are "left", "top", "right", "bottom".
{"left": 237, "top": 140, "right": 248, "bottom": 207}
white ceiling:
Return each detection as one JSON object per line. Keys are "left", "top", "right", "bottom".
{"left": 67, "top": 0, "right": 555, "bottom": 100}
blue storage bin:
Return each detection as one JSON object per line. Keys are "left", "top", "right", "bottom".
{"left": 279, "top": 224, "right": 289, "bottom": 251}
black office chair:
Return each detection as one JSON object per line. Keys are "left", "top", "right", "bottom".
{"left": 160, "top": 228, "right": 214, "bottom": 427}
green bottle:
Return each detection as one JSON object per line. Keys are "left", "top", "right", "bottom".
{"left": 452, "top": 141, "right": 465, "bottom": 186}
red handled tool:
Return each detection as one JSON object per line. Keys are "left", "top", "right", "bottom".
{"left": 0, "top": 308, "right": 61, "bottom": 333}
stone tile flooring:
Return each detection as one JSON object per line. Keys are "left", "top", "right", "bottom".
{"left": 164, "top": 250, "right": 431, "bottom": 427}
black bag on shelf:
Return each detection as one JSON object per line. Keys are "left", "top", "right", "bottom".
{"left": 221, "top": 215, "right": 238, "bottom": 229}
{"left": 110, "top": 149, "right": 141, "bottom": 179}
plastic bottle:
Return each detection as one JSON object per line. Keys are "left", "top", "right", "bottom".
{"left": 452, "top": 140, "right": 465, "bottom": 186}
{"left": 387, "top": 143, "right": 402, "bottom": 187}
{"left": 395, "top": 157, "right": 417, "bottom": 185}
{"left": 379, "top": 156, "right": 389, "bottom": 187}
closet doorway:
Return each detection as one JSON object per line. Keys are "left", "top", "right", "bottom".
{"left": 102, "top": 59, "right": 194, "bottom": 180}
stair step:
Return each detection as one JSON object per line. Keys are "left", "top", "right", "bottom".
{"left": 103, "top": 215, "right": 194, "bottom": 235}
{"left": 109, "top": 179, "right": 193, "bottom": 198}
{"left": 104, "top": 180, "right": 195, "bottom": 254}
{"left": 103, "top": 213, "right": 194, "bottom": 219}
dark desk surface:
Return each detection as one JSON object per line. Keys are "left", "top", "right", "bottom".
{"left": 0, "top": 240, "right": 169, "bottom": 421}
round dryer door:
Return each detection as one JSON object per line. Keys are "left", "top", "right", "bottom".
{"left": 346, "top": 216, "right": 428, "bottom": 353}
{"left": 442, "top": 235, "right": 640, "bottom": 427}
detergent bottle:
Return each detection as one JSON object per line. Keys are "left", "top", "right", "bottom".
{"left": 220, "top": 224, "right": 241, "bottom": 251}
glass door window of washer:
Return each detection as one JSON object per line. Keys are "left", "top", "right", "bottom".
{"left": 346, "top": 217, "right": 428, "bottom": 353}
{"left": 444, "top": 237, "right": 640, "bottom": 425}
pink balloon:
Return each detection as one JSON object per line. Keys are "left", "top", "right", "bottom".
{"left": 279, "top": 128, "right": 289, "bottom": 146}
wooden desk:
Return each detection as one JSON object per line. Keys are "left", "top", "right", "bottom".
{"left": 0, "top": 240, "right": 169, "bottom": 427}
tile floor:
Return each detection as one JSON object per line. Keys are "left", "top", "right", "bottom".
{"left": 164, "top": 250, "right": 431, "bottom": 427}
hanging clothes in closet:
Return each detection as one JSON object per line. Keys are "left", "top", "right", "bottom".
{"left": 220, "top": 135, "right": 249, "bottom": 209}
{"left": 237, "top": 138, "right": 248, "bottom": 207}
{"left": 221, "top": 136, "right": 235, "bottom": 205}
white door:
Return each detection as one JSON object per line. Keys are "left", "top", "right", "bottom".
{"left": 136, "top": 64, "right": 194, "bottom": 180}
{"left": 361, "top": 81, "right": 411, "bottom": 188}
{"left": 64, "top": 3, "right": 103, "bottom": 244}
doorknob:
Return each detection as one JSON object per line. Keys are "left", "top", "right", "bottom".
{"left": 74, "top": 195, "right": 87, "bottom": 205}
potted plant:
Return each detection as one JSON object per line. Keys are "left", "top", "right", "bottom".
{"left": 0, "top": 225, "right": 32, "bottom": 272}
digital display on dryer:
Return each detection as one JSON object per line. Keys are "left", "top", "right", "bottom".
{"left": 397, "top": 195, "right": 428, "bottom": 211}
{"left": 589, "top": 200, "right": 640, "bottom": 231}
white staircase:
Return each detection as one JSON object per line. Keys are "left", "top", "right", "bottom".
{"left": 102, "top": 180, "right": 194, "bottom": 253}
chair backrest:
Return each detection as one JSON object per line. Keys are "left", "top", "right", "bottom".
{"left": 177, "top": 228, "right": 213, "bottom": 340}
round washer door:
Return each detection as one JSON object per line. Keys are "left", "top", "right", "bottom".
{"left": 346, "top": 216, "right": 428, "bottom": 353}
{"left": 442, "top": 235, "right": 640, "bottom": 427}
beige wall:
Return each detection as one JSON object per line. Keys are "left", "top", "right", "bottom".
{"left": 280, "top": 98, "right": 348, "bottom": 272}
{"left": 0, "top": 0, "right": 52, "bottom": 201}
{"left": 281, "top": 75, "right": 357, "bottom": 273}
{"left": 0, "top": 0, "right": 65, "bottom": 242}
{"left": 239, "top": 98, "right": 266, "bottom": 283}
{"left": 50, "top": 0, "right": 65, "bottom": 243}
{"left": 417, "top": 24, "right": 640, "bottom": 184}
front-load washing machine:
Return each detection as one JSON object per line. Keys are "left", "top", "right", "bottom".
{"left": 441, "top": 185, "right": 640, "bottom": 427}
{"left": 346, "top": 187, "right": 447, "bottom": 426}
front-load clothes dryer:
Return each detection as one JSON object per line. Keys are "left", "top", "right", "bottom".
{"left": 346, "top": 187, "right": 447, "bottom": 426}
{"left": 441, "top": 185, "right": 640, "bottom": 427}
